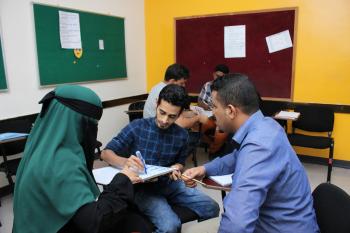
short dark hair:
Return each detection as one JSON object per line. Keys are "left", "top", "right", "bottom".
{"left": 164, "top": 63, "right": 190, "bottom": 81}
{"left": 215, "top": 64, "right": 229, "bottom": 74}
{"left": 211, "top": 73, "right": 259, "bottom": 115}
{"left": 157, "top": 84, "right": 189, "bottom": 113}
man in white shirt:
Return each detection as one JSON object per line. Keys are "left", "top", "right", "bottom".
{"left": 143, "top": 63, "right": 189, "bottom": 118}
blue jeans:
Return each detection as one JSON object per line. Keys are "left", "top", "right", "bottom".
{"left": 134, "top": 177, "right": 220, "bottom": 233}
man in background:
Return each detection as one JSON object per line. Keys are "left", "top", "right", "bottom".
{"left": 143, "top": 63, "right": 189, "bottom": 118}
{"left": 198, "top": 64, "right": 230, "bottom": 158}
{"left": 198, "top": 64, "right": 229, "bottom": 110}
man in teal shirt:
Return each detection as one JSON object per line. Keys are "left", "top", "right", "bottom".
{"left": 183, "top": 74, "right": 319, "bottom": 233}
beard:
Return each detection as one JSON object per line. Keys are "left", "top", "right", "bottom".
{"left": 156, "top": 119, "right": 170, "bottom": 129}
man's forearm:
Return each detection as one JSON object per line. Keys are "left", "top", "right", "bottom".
{"left": 101, "top": 149, "right": 128, "bottom": 168}
{"left": 198, "top": 100, "right": 210, "bottom": 110}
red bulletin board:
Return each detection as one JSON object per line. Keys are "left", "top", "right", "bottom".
{"left": 176, "top": 9, "right": 296, "bottom": 99}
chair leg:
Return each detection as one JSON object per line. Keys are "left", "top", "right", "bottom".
{"left": 327, "top": 142, "right": 334, "bottom": 183}
{"left": 204, "top": 143, "right": 208, "bottom": 153}
{"left": 5, "top": 170, "right": 15, "bottom": 192}
{"left": 192, "top": 149, "right": 198, "bottom": 167}
{"left": 221, "top": 190, "right": 226, "bottom": 200}
{"left": 0, "top": 199, "right": 1, "bottom": 226}
{"left": 4, "top": 167, "right": 15, "bottom": 193}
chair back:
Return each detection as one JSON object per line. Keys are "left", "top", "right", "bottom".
{"left": 313, "top": 183, "right": 350, "bottom": 233}
{"left": 260, "top": 100, "right": 287, "bottom": 117}
{"left": 293, "top": 106, "right": 334, "bottom": 133}
{"left": 260, "top": 100, "right": 287, "bottom": 128}
{"left": 128, "top": 101, "right": 145, "bottom": 122}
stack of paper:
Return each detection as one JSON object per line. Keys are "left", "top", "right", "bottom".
{"left": 190, "top": 106, "right": 213, "bottom": 118}
{"left": 209, "top": 173, "right": 233, "bottom": 186}
{"left": 0, "top": 132, "right": 29, "bottom": 142}
{"left": 274, "top": 111, "right": 300, "bottom": 120}
{"left": 93, "top": 165, "right": 175, "bottom": 185}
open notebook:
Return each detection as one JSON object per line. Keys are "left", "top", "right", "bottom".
{"left": 93, "top": 165, "right": 174, "bottom": 185}
{"left": 209, "top": 173, "right": 233, "bottom": 186}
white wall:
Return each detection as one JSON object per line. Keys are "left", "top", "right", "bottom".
{"left": 0, "top": 0, "right": 146, "bottom": 143}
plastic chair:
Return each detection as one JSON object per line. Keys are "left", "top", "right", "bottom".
{"left": 0, "top": 119, "right": 32, "bottom": 192}
{"left": 288, "top": 105, "right": 334, "bottom": 182}
{"left": 127, "top": 100, "right": 145, "bottom": 122}
{"left": 312, "top": 183, "right": 350, "bottom": 233}
{"left": 260, "top": 100, "right": 287, "bottom": 129}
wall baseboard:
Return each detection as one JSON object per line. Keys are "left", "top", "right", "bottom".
{"left": 102, "top": 94, "right": 148, "bottom": 109}
{"left": 0, "top": 94, "right": 149, "bottom": 123}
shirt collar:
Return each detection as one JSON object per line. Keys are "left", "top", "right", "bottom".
{"left": 232, "top": 110, "right": 264, "bottom": 145}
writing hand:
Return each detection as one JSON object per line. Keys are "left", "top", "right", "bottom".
{"left": 126, "top": 155, "right": 144, "bottom": 173}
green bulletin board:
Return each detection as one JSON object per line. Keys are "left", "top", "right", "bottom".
{"left": 0, "top": 35, "right": 7, "bottom": 90}
{"left": 33, "top": 4, "right": 127, "bottom": 85}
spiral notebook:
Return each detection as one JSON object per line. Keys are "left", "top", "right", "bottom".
{"left": 93, "top": 165, "right": 174, "bottom": 185}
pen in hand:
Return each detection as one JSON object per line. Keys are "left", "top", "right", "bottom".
{"left": 136, "top": 151, "right": 147, "bottom": 174}
{"left": 181, "top": 174, "right": 206, "bottom": 186}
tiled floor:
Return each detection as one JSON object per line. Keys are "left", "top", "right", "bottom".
{"left": 1, "top": 148, "right": 349, "bottom": 233}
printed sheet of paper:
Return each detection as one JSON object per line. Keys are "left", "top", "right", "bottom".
{"left": 224, "top": 25, "right": 246, "bottom": 58}
{"left": 265, "top": 30, "right": 293, "bottom": 53}
{"left": 93, "top": 165, "right": 175, "bottom": 185}
{"left": 59, "top": 11, "right": 82, "bottom": 49}
{"left": 190, "top": 105, "right": 213, "bottom": 118}
{"left": 99, "top": 39, "right": 104, "bottom": 50}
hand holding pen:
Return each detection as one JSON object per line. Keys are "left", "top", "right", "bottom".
{"left": 136, "top": 151, "right": 147, "bottom": 174}
{"left": 125, "top": 155, "right": 144, "bottom": 174}
{"left": 181, "top": 166, "right": 206, "bottom": 188}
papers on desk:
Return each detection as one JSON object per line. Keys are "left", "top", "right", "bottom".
{"left": 274, "top": 111, "right": 300, "bottom": 121}
{"left": 190, "top": 106, "right": 213, "bottom": 118}
{"left": 0, "top": 132, "right": 29, "bottom": 142}
{"left": 93, "top": 165, "right": 175, "bottom": 185}
{"left": 209, "top": 174, "right": 233, "bottom": 186}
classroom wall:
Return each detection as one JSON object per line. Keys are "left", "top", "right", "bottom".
{"left": 0, "top": 0, "right": 146, "bottom": 143}
{"left": 144, "top": 0, "right": 350, "bottom": 161}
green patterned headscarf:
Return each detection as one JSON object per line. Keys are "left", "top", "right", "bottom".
{"left": 13, "top": 85, "right": 103, "bottom": 233}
